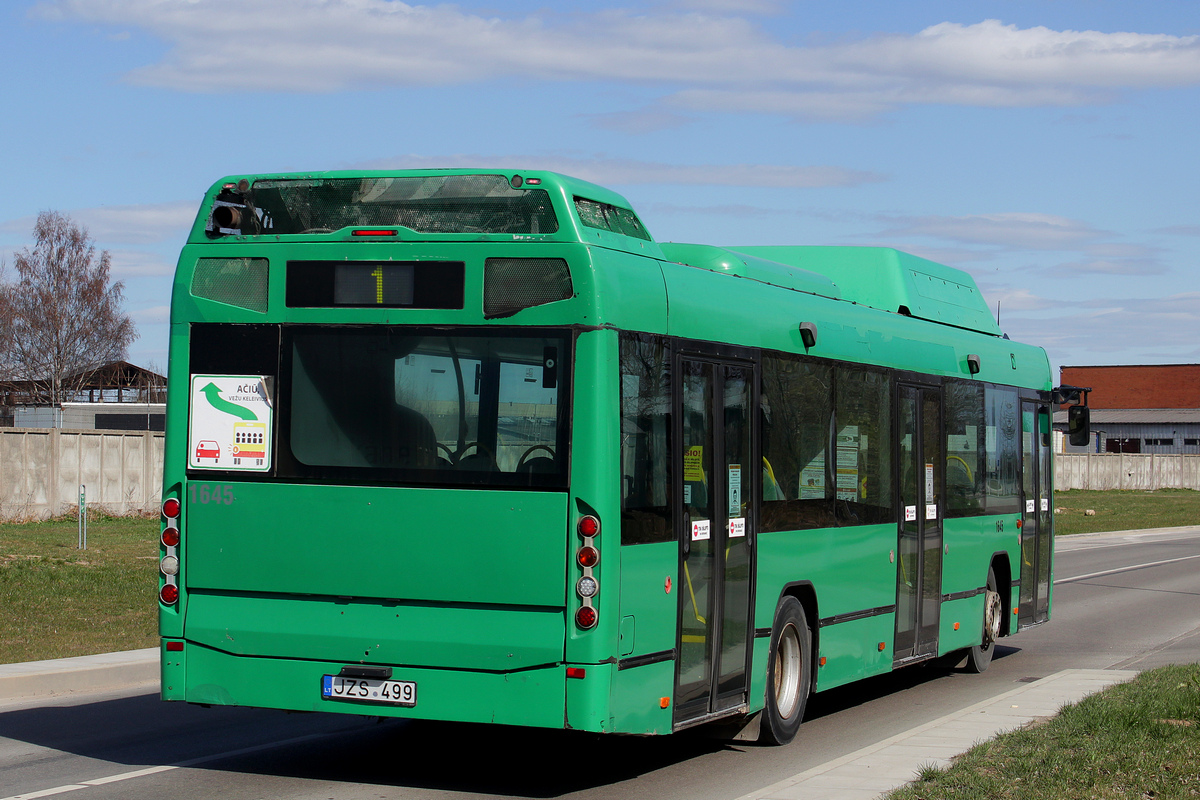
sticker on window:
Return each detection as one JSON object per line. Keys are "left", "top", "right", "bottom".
{"left": 691, "top": 519, "right": 711, "bottom": 541}
{"left": 189, "top": 375, "right": 273, "bottom": 472}
{"left": 728, "top": 464, "right": 742, "bottom": 510}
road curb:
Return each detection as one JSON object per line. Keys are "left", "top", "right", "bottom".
{"left": 0, "top": 648, "right": 158, "bottom": 702}
{"left": 737, "top": 668, "right": 1138, "bottom": 800}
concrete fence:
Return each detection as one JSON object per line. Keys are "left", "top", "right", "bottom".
{"left": 0, "top": 428, "right": 165, "bottom": 521}
{"left": 1056, "top": 452, "right": 1200, "bottom": 491}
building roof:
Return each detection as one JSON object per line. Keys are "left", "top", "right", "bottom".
{"left": 1053, "top": 408, "right": 1200, "bottom": 425}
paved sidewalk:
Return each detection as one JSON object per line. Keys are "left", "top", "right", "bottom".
{"left": 0, "top": 648, "right": 157, "bottom": 702}
{"left": 738, "top": 669, "right": 1137, "bottom": 800}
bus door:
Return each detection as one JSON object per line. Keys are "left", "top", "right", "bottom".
{"left": 674, "top": 354, "right": 756, "bottom": 726}
{"left": 894, "top": 382, "right": 943, "bottom": 663}
{"left": 1019, "top": 401, "right": 1053, "bottom": 627}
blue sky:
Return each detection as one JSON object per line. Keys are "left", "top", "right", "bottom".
{"left": 2, "top": 0, "right": 1197, "bottom": 379}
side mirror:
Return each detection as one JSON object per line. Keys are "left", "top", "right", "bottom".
{"left": 1068, "top": 405, "right": 1090, "bottom": 447}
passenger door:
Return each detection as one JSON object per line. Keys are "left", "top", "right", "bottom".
{"left": 1019, "top": 400, "right": 1053, "bottom": 626}
{"left": 673, "top": 352, "right": 756, "bottom": 726}
{"left": 894, "top": 382, "right": 943, "bottom": 663}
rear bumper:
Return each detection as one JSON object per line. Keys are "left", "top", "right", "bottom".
{"left": 162, "top": 640, "right": 568, "bottom": 729}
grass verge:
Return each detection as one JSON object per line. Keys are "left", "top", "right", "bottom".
{"left": 886, "top": 664, "right": 1200, "bottom": 800}
{"left": 0, "top": 514, "right": 159, "bottom": 664}
{"left": 1053, "top": 488, "right": 1200, "bottom": 535}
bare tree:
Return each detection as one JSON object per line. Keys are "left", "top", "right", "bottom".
{"left": 0, "top": 211, "right": 136, "bottom": 406}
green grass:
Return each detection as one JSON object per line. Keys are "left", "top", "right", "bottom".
{"left": 1054, "top": 489, "right": 1200, "bottom": 535}
{"left": 0, "top": 513, "right": 159, "bottom": 664}
{"left": 886, "top": 664, "right": 1200, "bottom": 800}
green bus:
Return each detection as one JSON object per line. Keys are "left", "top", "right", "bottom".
{"left": 159, "top": 170, "right": 1067, "bottom": 744}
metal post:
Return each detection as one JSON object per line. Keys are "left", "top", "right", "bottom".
{"left": 78, "top": 484, "right": 87, "bottom": 550}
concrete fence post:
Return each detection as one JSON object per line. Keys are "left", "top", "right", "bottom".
{"left": 48, "top": 428, "right": 60, "bottom": 518}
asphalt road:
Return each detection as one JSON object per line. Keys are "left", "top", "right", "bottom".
{"left": 3, "top": 527, "right": 1198, "bottom": 800}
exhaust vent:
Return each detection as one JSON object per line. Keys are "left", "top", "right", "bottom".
{"left": 191, "top": 258, "right": 269, "bottom": 313}
{"left": 483, "top": 258, "right": 572, "bottom": 319}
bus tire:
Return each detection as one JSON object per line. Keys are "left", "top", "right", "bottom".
{"left": 965, "top": 568, "right": 1002, "bottom": 674}
{"left": 759, "top": 596, "right": 812, "bottom": 745}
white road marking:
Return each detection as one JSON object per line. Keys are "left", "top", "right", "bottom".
{"left": 1, "top": 730, "right": 348, "bottom": 800}
{"left": 1055, "top": 553, "right": 1200, "bottom": 585}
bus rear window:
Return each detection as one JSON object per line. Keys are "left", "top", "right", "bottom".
{"left": 222, "top": 175, "right": 558, "bottom": 236}
{"left": 282, "top": 327, "right": 570, "bottom": 488}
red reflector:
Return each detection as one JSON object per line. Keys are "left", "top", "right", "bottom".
{"left": 162, "top": 498, "right": 180, "bottom": 518}
{"left": 577, "top": 546, "right": 600, "bottom": 568}
{"left": 351, "top": 229, "right": 398, "bottom": 237}
{"left": 165, "top": 641, "right": 184, "bottom": 652}
{"left": 161, "top": 527, "right": 180, "bottom": 548}
{"left": 160, "top": 584, "right": 179, "bottom": 604}
{"left": 566, "top": 667, "right": 586, "bottom": 679}
{"left": 577, "top": 515, "right": 600, "bottom": 538}
{"left": 575, "top": 606, "right": 597, "bottom": 629}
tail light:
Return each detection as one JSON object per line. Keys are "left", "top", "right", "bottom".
{"left": 160, "top": 494, "right": 181, "bottom": 605}
{"left": 576, "top": 546, "right": 599, "bottom": 568}
{"left": 575, "top": 606, "right": 598, "bottom": 629}
{"left": 575, "top": 512, "right": 600, "bottom": 629}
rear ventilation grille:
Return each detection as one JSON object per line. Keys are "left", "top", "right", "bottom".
{"left": 483, "top": 258, "right": 572, "bottom": 318}
{"left": 191, "top": 258, "right": 269, "bottom": 313}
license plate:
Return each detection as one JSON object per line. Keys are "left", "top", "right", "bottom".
{"left": 322, "top": 675, "right": 417, "bottom": 706}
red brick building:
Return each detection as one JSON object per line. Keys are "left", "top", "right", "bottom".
{"left": 1057, "top": 364, "right": 1200, "bottom": 453}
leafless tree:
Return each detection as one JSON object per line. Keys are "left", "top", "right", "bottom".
{"left": 0, "top": 211, "right": 136, "bottom": 406}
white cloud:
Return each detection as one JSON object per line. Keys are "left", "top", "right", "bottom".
{"left": 361, "top": 153, "right": 885, "bottom": 188}
{"left": 1002, "top": 292, "right": 1200, "bottom": 368}
{"left": 0, "top": 202, "right": 196, "bottom": 246}
{"left": 33, "top": 4, "right": 1200, "bottom": 119}
{"left": 878, "top": 212, "right": 1109, "bottom": 250}
{"left": 1047, "top": 258, "right": 1168, "bottom": 277}
{"left": 107, "top": 249, "right": 176, "bottom": 278}
{"left": 71, "top": 202, "right": 197, "bottom": 245}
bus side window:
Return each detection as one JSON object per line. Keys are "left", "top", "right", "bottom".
{"left": 620, "top": 335, "right": 672, "bottom": 545}
{"left": 760, "top": 354, "right": 835, "bottom": 532}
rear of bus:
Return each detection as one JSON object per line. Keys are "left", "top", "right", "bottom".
{"left": 158, "top": 171, "right": 651, "bottom": 732}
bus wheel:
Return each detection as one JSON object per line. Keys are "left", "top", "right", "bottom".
{"left": 760, "top": 596, "right": 812, "bottom": 745}
{"left": 966, "top": 568, "right": 1002, "bottom": 673}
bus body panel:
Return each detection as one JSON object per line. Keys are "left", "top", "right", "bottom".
{"left": 939, "top": 514, "right": 1017, "bottom": 599}
{"left": 184, "top": 483, "right": 569, "bottom": 608}
{"left": 938, "top": 595, "right": 988, "bottom": 655}
{"left": 166, "top": 642, "right": 568, "bottom": 728}
{"left": 755, "top": 525, "right": 896, "bottom": 633}
{"left": 564, "top": 329, "right": 623, "bottom": 672}
{"left": 182, "top": 592, "right": 565, "bottom": 671}
{"left": 812, "top": 615, "right": 896, "bottom": 691}
{"left": 608, "top": 659, "right": 675, "bottom": 734}
{"left": 616, "top": 541, "right": 678, "bottom": 665}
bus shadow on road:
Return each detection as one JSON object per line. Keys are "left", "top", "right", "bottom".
{"left": 0, "top": 691, "right": 735, "bottom": 798}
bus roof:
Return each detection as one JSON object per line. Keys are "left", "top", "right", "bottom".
{"left": 190, "top": 169, "right": 1002, "bottom": 337}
